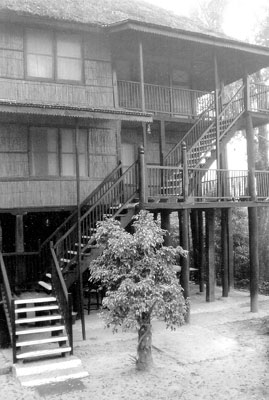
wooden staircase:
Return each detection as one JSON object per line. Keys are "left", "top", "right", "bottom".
{"left": 14, "top": 293, "right": 71, "bottom": 362}
{"left": 37, "top": 161, "right": 140, "bottom": 293}
{"left": 164, "top": 85, "right": 245, "bottom": 169}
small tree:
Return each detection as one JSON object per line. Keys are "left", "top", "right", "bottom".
{"left": 89, "top": 210, "right": 188, "bottom": 370}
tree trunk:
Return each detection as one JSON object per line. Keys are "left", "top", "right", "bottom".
{"left": 136, "top": 315, "right": 153, "bottom": 370}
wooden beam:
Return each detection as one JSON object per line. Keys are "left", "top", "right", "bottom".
{"left": 15, "top": 214, "right": 24, "bottom": 253}
{"left": 179, "top": 209, "right": 190, "bottom": 323}
{"left": 160, "top": 120, "right": 166, "bottom": 166}
{"left": 245, "top": 111, "right": 259, "bottom": 312}
{"left": 198, "top": 210, "right": 205, "bottom": 292}
{"left": 139, "top": 41, "right": 145, "bottom": 112}
{"left": 227, "top": 208, "right": 234, "bottom": 289}
{"left": 206, "top": 209, "right": 215, "bottom": 302}
{"left": 221, "top": 209, "right": 229, "bottom": 297}
{"left": 75, "top": 120, "right": 86, "bottom": 340}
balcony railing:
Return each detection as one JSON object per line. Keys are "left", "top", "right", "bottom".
{"left": 118, "top": 80, "right": 213, "bottom": 117}
{"left": 147, "top": 165, "right": 269, "bottom": 202}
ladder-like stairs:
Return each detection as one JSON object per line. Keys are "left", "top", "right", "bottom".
{"left": 14, "top": 293, "right": 71, "bottom": 362}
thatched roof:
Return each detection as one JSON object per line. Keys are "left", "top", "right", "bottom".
{"left": 0, "top": 0, "right": 230, "bottom": 40}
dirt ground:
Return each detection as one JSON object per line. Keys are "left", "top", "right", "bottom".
{"left": 1, "top": 285, "right": 269, "bottom": 400}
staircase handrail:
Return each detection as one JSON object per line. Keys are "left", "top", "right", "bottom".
{"left": 38, "top": 162, "right": 123, "bottom": 275}
{"left": 164, "top": 95, "right": 216, "bottom": 166}
{"left": 50, "top": 243, "right": 73, "bottom": 354}
{"left": 54, "top": 161, "right": 139, "bottom": 251}
{"left": 0, "top": 252, "right": 16, "bottom": 362}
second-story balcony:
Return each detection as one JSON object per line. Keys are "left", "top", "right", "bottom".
{"left": 118, "top": 79, "right": 269, "bottom": 120}
{"left": 118, "top": 80, "right": 214, "bottom": 118}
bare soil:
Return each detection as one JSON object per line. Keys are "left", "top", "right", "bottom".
{"left": 1, "top": 285, "right": 269, "bottom": 400}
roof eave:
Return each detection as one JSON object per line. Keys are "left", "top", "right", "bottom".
{"left": 107, "top": 19, "right": 269, "bottom": 57}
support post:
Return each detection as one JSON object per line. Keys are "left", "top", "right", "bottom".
{"left": 75, "top": 120, "right": 86, "bottom": 340}
{"left": 161, "top": 211, "right": 171, "bottom": 246}
{"left": 15, "top": 214, "right": 24, "bottom": 253}
{"left": 227, "top": 208, "right": 234, "bottom": 289}
{"left": 160, "top": 120, "right": 165, "bottom": 166}
{"left": 139, "top": 41, "right": 145, "bottom": 112}
{"left": 179, "top": 209, "right": 190, "bottom": 323}
{"left": 138, "top": 145, "right": 147, "bottom": 208}
{"left": 190, "top": 210, "right": 199, "bottom": 281}
{"left": 245, "top": 111, "right": 259, "bottom": 312}
{"left": 206, "top": 209, "right": 215, "bottom": 302}
{"left": 221, "top": 209, "right": 229, "bottom": 297}
{"left": 182, "top": 142, "right": 189, "bottom": 202}
{"left": 198, "top": 210, "right": 205, "bottom": 292}
{"left": 214, "top": 53, "right": 221, "bottom": 172}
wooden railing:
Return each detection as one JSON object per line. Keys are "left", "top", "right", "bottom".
{"left": 53, "top": 161, "right": 139, "bottom": 273}
{"left": 0, "top": 252, "right": 16, "bottom": 363}
{"left": 164, "top": 97, "right": 216, "bottom": 166}
{"left": 38, "top": 163, "right": 124, "bottom": 277}
{"left": 50, "top": 244, "right": 73, "bottom": 354}
{"left": 250, "top": 83, "right": 269, "bottom": 112}
{"left": 118, "top": 80, "right": 213, "bottom": 117}
{"left": 146, "top": 165, "right": 269, "bottom": 202}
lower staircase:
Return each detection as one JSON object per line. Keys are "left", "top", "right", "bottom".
{"left": 14, "top": 292, "right": 70, "bottom": 362}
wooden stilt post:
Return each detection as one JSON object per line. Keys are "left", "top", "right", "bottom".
{"left": 179, "top": 209, "right": 190, "bottom": 323}
{"left": 198, "top": 210, "right": 205, "bottom": 292}
{"left": 206, "top": 209, "right": 215, "bottom": 302}
{"left": 15, "top": 214, "right": 24, "bottom": 253}
{"left": 190, "top": 210, "right": 199, "bottom": 281}
{"left": 161, "top": 211, "right": 171, "bottom": 246}
{"left": 138, "top": 145, "right": 147, "bottom": 209}
{"left": 227, "top": 208, "right": 234, "bottom": 290}
{"left": 221, "top": 209, "right": 229, "bottom": 297}
{"left": 245, "top": 109, "right": 259, "bottom": 312}
{"left": 75, "top": 120, "right": 86, "bottom": 340}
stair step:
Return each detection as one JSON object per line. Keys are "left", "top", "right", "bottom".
{"left": 15, "top": 315, "right": 61, "bottom": 324}
{"left": 38, "top": 281, "right": 52, "bottom": 291}
{"left": 17, "top": 346, "right": 71, "bottom": 360}
{"left": 46, "top": 273, "right": 51, "bottom": 279}
{"left": 15, "top": 296, "right": 56, "bottom": 305}
{"left": 16, "top": 336, "right": 68, "bottom": 347}
{"left": 16, "top": 325, "right": 65, "bottom": 335}
{"left": 15, "top": 305, "right": 59, "bottom": 314}
{"left": 75, "top": 243, "right": 84, "bottom": 247}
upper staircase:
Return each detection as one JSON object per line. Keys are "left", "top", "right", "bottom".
{"left": 164, "top": 85, "right": 245, "bottom": 169}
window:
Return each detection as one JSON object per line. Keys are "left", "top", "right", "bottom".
{"left": 26, "top": 29, "right": 82, "bottom": 82}
{"left": 30, "top": 128, "right": 58, "bottom": 176}
{"left": 26, "top": 30, "right": 53, "bottom": 79}
{"left": 30, "top": 127, "right": 88, "bottom": 177}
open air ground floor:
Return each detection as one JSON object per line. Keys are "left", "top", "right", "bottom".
{"left": 0, "top": 284, "right": 269, "bottom": 400}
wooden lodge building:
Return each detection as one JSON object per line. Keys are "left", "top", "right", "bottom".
{"left": 1, "top": 0, "right": 269, "bottom": 363}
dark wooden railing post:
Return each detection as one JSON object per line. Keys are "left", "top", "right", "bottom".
{"left": 243, "top": 74, "right": 250, "bottom": 112}
{"left": 11, "top": 298, "right": 16, "bottom": 363}
{"left": 182, "top": 142, "right": 189, "bottom": 201}
{"left": 138, "top": 145, "right": 147, "bottom": 208}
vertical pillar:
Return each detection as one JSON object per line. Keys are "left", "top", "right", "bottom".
{"left": 160, "top": 120, "right": 165, "bottom": 166}
{"left": 245, "top": 111, "right": 259, "bottom": 312}
{"left": 190, "top": 210, "right": 199, "bottom": 278}
{"left": 227, "top": 208, "right": 234, "bottom": 289}
{"left": 179, "top": 209, "right": 190, "bottom": 323}
{"left": 138, "top": 145, "right": 147, "bottom": 208}
{"left": 214, "top": 53, "right": 220, "bottom": 171}
{"left": 221, "top": 209, "right": 229, "bottom": 297}
{"left": 206, "top": 209, "right": 215, "bottom": 302}
{"left": 15, "top": 214, "right": 24, "bottom": 253}
{"left": 182, "top": 142, "right": 189, "bottom": 202}
{"left": 112, "top": 67, "right": 119, "bottom": 108}
{"left": 0, "top": 220, "right": 2, "bottom": 252}
{"left": 161, "top": 211, "right": 171, "bottom": 246}
{"left": 75, "top": 120, "right": 86, "bottom": 340}
{"left": 198, "top": 210, "right": 205, "bottom": 292}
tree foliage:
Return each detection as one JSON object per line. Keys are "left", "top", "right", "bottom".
{"left": 89, "top": 210, "right": 188, "bottom": 369}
